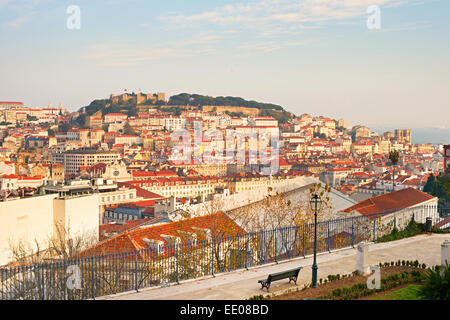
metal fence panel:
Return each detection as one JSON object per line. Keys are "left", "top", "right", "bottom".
{"left": 1, "top": 205, "right": 446, "bottom": 300}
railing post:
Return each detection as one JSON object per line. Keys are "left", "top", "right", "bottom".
{"left": 244, "top": 240, "right": 248, "bottom": 270}
{"left": 351, "top": 217, "right": 354, "bottom": 248}
{"left": 302, "top": 230, "right": 305, "bottom": 257}
{"left": 328, "top": 221, "right": 331, "bottom": 252}
{"left": 211, "top": 239, "right": 214, "bottom": 276}
{"left": 1, "top": 268, "right": 3, "bottom": 301}
{"left": 62, "top": 260, "right": 66, "bottom": 300}
{"left": 38, "top": 264, "right": 43, "bottom": 300}
{"left": 373, "top": 219, "right": 376, "bottom": 242}
{"left": 175, "top": 246, "right": 179, "bottom": 284}
{"left": 264, "top": 230, "right": 267, "bottom": 264}
{"left": 135, "top": 251, "right": 139, "bottom": 292}
{"left": 274, "top": 230, "right": 278, "bottom": 264}
{"left": 90, "top": 257, "right": 95, "bottom": 300}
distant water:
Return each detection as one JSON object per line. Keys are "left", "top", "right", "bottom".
{"left": 373, "top": 127, "right": 450, "bottom": 145}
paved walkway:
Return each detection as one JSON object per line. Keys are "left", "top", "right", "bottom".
{"left": 98, "top": 233, "right": 449, "bottom": 300}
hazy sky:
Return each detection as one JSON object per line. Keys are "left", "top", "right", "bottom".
{"left": 0, "top": 0, "right": 449, "bottom": 128}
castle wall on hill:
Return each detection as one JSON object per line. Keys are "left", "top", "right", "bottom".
{"left": 110, "top": 92, "right": 166, "bottom": 105}
{"left": 202, "top": 105, "right": 261, "bottom": 116}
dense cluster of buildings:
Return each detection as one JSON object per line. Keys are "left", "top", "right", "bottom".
{"left": 0, "top": 95, "right": 447, "bottom": 266}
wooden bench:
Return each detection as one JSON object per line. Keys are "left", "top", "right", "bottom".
{"left": 258, "top": 267, "right": 303, "bottom": 291}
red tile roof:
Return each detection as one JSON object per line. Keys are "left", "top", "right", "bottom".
{"left": 99, "top": 218, "right": 155, "bottom": 241}
{"left": 340, "top": 188, "right": 436, "bottom": 216}
{"left": 117, "top": 183, "right": 166, "bottom": 200}
{"left": 80, "top": 212, "right": 244, "bottom": 259}
{"left": 132, "top": 170, "right": 177, "bottom": 178}
{"left": 0, "top": 101, "right": 23, "bottom": 105}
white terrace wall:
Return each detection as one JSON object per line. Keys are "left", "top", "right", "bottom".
{"left": 0, "top": 194, "right": 100, "bottom": 266}
{"left": 53, "top": 194, "right": 100, "bottom": 243}
{"left": 0, "top": 194, "right": 57, "bottom": 265}
{"left": 378, "top": 198, "right": 440, "bottom": 234}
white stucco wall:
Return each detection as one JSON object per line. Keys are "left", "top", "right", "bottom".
{"left": 53, "top": 194, "right": 100, "bottom": 243}
{"left": 0, "top": 194, "right": 57, "bottom": 265}
{"left": 0, "top": 194, "right": 100, "bottom": 266}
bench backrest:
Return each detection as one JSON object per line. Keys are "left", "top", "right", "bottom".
{"left": 268, "top": 267, "right": 302, "bottom": 282}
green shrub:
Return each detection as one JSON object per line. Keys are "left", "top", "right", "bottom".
{"left": 332, "top": 288, "right": 342, "bottom": 296}
{"left": 376, "top": 217, "right": 428, "bottom": 243}
{"left": 419, "top": 262, "right": 450, "bottom": 300}
{"left": 248, "top": 294, "right": 265, "bottom": 300}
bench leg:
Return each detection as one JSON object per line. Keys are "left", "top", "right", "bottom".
{"left": 289, "top": 276, "right": 297, "bottom": 285}
{"left": 260, "top": 282, "right": 270, "bottom": 291}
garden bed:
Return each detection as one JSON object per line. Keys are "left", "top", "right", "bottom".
{"left": 267, "top": 262, "right": 427, "bottom": 300}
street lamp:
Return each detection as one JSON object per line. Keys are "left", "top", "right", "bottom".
{"left": 310, "top": 194, "right": 323, "bottom": 288}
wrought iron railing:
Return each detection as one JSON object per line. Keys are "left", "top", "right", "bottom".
{"left": 0, "top": 205, "right": 447, "bottom": 300}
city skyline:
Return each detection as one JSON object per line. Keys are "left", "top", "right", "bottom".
{"left": 0, "top": 0, "right": 449, "bottom": 129}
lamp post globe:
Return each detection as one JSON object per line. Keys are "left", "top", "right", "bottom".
{"left": 310, "top": 194, "right": 322, "bottom": 213}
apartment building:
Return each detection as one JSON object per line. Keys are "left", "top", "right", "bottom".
{"left": 248, "top": 116, "right": 278, "bottom": 127}
{"left": 114, "top": 135, "right": 142, "bottom": 146}
{"left": 121, "top": 176, "right": 224, "bottom": 199}
{"left": 226, "top": 173, "right": 270, "bottom": 193}
{"left": 104, "top": 113, "right": 127, "bottom": 124}
{"left": 351, "top": 142, "right": 377, "bottom": 155}
{"left": 319, "top": 168, "right": 352, "bottom": 187}
{"left": 62, "top": 149, "right": 121, "bottom": 174}
{"left": 162, "top": 116, "right": 187, "bottom": 132}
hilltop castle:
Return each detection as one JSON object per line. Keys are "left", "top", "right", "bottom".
{"left": 109, "top": 92, "right": 166, "bottom": 105}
